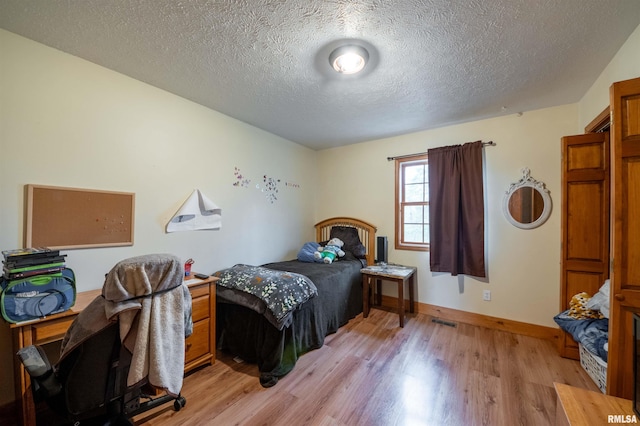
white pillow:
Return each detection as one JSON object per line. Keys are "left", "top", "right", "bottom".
{"left": 586, "top": 279, "right": 610, "bottom": 318}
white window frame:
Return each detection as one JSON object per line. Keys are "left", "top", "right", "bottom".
{"left": 395, "top": 154, "right": 429, "bottom": 251}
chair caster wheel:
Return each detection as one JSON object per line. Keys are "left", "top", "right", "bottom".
{"left": 174, "top": 396, "right": 186, "bottom": 411}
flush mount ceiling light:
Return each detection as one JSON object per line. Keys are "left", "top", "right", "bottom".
{"left": 329, "top": 45, "right": 369, "bottom": 75}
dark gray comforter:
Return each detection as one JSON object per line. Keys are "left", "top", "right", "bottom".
{"left": 216, "top": 253, "right": 365, "bottom": 387}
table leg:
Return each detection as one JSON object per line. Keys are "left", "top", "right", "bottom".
{"left": 398, "top": 278, "right": 404, "bottom": 327}
{"left": 376, "top": 279, "right": 382, "bottom": 305}
{"left": 409, "top": 272, "right": 415, "bottom": 313}
{"left": 363, "top": 274, "right": 370, "bottom": 318}
{"left": 15, "top": 325, "right": 37, "bottom": 426}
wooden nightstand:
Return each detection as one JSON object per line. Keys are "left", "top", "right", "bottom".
{"left": 361, "top": 264, "right": 416, "bottom": 327}
{"left": 184, "top": 273, "right": 218, "bottom": 373}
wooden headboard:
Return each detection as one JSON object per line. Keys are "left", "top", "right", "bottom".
{"left": 314, "top": 217, "right": 377, "bottom": 265}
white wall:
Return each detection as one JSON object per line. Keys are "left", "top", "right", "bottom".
{"left": 579, "top": 23, "right": 640, "bottom": 128}
{"left": 315, "top": 20, "right": 640, "bottom": 334}
{"left": 1, "top": 20, "right": 639, "bottom": 408}
{"left": 317, "top": 104, "right": 578, "bottom": 328}
{"left": 0, "top": 29, "right": 317, "bottom": 405}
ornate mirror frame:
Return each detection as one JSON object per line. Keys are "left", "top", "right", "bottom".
{"left": 502, "top": 168, "right": 552, "bottom": 229}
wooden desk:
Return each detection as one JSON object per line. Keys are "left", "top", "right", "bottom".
{"left": 554, "top": 382, "right": 637, "bottom": 425}
{"left": 361, "top": 264, "right": 416, "bottom": 327}
{"left": 8, "top": 274, "right": 217, "bottom": 426}
{"left": 9, "top": 288, "right": 100, "bottom": 426}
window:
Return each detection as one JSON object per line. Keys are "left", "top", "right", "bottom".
{"left": 395, "top": 154, "right": 429, "bottom": 251}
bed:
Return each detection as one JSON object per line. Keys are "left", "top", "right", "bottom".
{"left": 215, "top": 217, "right": 377, "bottom": 387}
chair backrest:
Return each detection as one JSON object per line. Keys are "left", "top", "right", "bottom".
{"left": 55, "top": 322, "right": 125, "bottom": 419}
{"left": 54, "top": 254, "right": 188, "bottom": 422}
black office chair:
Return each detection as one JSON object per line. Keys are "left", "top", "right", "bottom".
{"left": 17, "top": 254, "right": 191, "bottom": 426}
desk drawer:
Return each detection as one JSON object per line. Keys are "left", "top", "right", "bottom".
{"left": 185, "top": 319, "right": 209, "bottom": 364}
{"left": 189, "top": 283, "right": 209, "bottom": 299}
{"left": 31, "top": 315, "right": 76, "bottom": 344}
{"left": 191, "top": 295, "right": 210, "bottom": 322}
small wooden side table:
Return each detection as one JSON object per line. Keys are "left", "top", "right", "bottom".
{"left": 361, "top": 264, "right": 416, "bottom": 327}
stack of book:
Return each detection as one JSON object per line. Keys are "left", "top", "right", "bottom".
{"left": 2, "top": 248, "right": 67, "bottom": 281}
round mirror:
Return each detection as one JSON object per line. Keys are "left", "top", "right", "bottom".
{"left": 503, "top": 168, "right": 551, "bottom": 229}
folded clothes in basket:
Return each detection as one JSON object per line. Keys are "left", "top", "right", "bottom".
{"left": 554, "top": 309, "right": 608, "bottom": 361}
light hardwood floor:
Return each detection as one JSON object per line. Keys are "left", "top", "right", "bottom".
{"left": 136, "top": 308, "right": 600, "bottom": 426}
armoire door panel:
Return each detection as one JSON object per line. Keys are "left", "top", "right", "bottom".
{"left": 566, "top": 182, "right": 605, "bottom": 261}
{"left": 607, "top": 76, "right": 640, "bottom": 399}
{"left": 622, "top": 143, "right": 640, "bottom": 157}
{"left": 560, "top": 132, "right": 609, "bottom": 361}
{"left": 621, "top": 94, "right": 640, "bottom": 137}
{"left": 565, "top": 169, "right": 606, "bottom": 181}
{"left": 567, "top": 142, "right": 607, "bottom": 170}
{"left": 565, "top": 271, "right": 606, "bottom": 301}
{"left": 609, "top": 309, "right": 636, "bottom": 397}
{"left": 560, "top": 267, "right": 606, "bottom": 359}
{"left": 621, "top": 159, "right": 640, "bottom": 286}
{"left": 618, "top": 288, "right": 640, "bottom": 307}
{"left": 562, "top": 337, "right": 578, "bottom": 352}
{"left": 564, "top": 260, "right": 608, "bottom": 273}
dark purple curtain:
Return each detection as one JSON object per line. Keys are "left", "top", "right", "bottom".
{"left": 428, "top": 141, "right": 485, "bottom": 277}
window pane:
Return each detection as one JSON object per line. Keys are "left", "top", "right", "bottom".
{"left": 404, "top": 224, "right": 424, "bottom": 243}
{"left": 396, "top": 155, "right": 429, "bottom": 251}
{"left": 405, "top": 183, "right": 424, "bottom": 202}
{"left": 404, "top": 205, "right": 423, "bottom": 223}
{"left": 404, "top": 164, "right": 424, "bottom": 184}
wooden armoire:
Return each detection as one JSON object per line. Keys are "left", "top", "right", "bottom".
{"left": 560, "top": 76, "right": 640, "bottom": 399}
{"left": 559, "top": 132, "right": 610, "bottom": 361}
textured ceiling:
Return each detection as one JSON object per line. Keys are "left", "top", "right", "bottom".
{"left": 1, "top": 1, "right": 639, "bottom": 150}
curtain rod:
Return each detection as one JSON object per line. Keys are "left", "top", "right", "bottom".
{"left": 386, "top": 140, "right": 495, "bottom": 161}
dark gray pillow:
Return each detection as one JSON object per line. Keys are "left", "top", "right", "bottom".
{"left": 329, "top": 226, "right": 366, "bottom": 258}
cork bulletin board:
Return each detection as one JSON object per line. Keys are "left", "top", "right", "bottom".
{"left": 25, "top": 184, "right": 135, "bottom": 249}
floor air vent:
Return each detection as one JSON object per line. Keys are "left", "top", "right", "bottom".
{"left": 431, "top": 318, "right": 457, "bottom": 328}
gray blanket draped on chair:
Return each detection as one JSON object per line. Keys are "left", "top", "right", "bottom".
{"left": 59, "top": 254, "right": 192, "bottom": 397}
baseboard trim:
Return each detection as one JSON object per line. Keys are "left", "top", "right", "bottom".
{"left": 378, "top": 295, "right": 560, "bottom": 342}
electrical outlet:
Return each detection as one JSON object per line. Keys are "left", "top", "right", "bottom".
{"left": 483, "top": 290, "right": 491, "bottom": 301}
